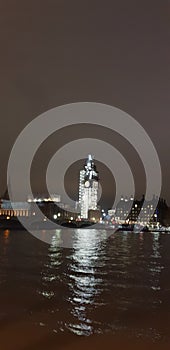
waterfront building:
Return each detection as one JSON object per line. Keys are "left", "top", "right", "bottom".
{"left": 115, "top": 196, "right": 134, "bottom": 224}
{"left": 113, "top": 195, "right": 168, "bottom": 227}
{"left": 27, "top": 192, "right": 79, "bottom": 221}
{"left": 27, "top": 194, "right": 61, "bottom": 203}
{"left": 88, "top": 209, "right": 101, "bottom": 222}
{"left": 79, "top": 155, "right": 100, "bottom": 219}
{"left": 0, "top": 199, "right": 30, "bottom": 217}
{"left": 40, "top": 202, "right": 79, "bottom": 222}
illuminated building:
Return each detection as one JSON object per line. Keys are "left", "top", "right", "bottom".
{"left": 79, "top": 155, "right": 100, "bottom": 219}
{"left": 88, "top": 209, "right": 101, "bottom": 222}
{"left": 113, "top": 195, "right": 168, "bottom": 226}
{"left": 0, "top": 200, "right": 30, "bottom": 217}
{"left": 27, "top": 194, "right": 61, "bottom": 203}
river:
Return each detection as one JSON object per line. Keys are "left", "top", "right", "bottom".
{"left": 0, "top": 229, "right": 170, "bottom": 349}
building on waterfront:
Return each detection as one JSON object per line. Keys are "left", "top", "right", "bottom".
{"left": 33, "top": 201, "right": 79, "bottom": 222}
{"left": 110, "top": 195, "right": 168, "bottom": 227}
{"left": 79, "top": 155, "right": 100, "bottom": 220}
{"left": 88, "top": 209, "right": 101, "bottom": 222}
{"left": 0, "top": 199, "right": 30, "bottom": 218}
{"left": 114, "top": 196, "right": 135, "bottom": 224}
{"left": 27, "top": 194, "right": 61, "bottom": 203}
{"left": 0, "top": 193, "right": 79, "bottom": 222}
{"left": 28, "top": 195, "right": 79, "bottom": 222}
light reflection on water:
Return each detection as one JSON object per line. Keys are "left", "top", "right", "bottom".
{"left": 66, "top": 230, "right": 104, "bottom": 335}
{"left": 149, "top": 233, "right": 162, "bottom": 293}
{"left": 0, "top": 229, "right": 170, "bottom": 342}
{"left": 38, "top": 229, "right": 168, "bottom": 339}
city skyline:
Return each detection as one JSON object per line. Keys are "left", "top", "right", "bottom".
{"left": 0, "top": 152, "right": 169, "bottom": 228}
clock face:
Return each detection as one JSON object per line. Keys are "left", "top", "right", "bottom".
{"left": 84, "top": 180, "right": 90, "bottom": 188}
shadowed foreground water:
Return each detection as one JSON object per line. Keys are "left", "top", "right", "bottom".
{"left": 0, "top": 229, "right": 170, "bottom": 349}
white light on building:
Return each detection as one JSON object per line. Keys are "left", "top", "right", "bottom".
{"left": 79, "top": 155, "right": 99, "bottom": 219}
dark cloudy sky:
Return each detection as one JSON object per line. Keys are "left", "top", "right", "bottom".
{"left": 0, "top": 0, "right": 169, "bottom": 207}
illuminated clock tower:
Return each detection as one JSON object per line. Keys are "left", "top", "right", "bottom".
{"left": 79, "top": 155, "right": 99, "bottom": 219}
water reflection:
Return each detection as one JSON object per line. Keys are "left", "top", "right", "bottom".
{"left": 149, "top": 233, "right": 163, "bottom": 294}
{"left": 38, "top": 229, "right": 108, "bottom": 335}
{"left": 37, "top": 229, "right": 169, "bottom": 340}
{"left": 3, "top": 229, "right": 10, "bottom": 241}
{"left": 149, "top": 232, "right": 164, "bottom": 307}
{"left": 40, "top": 233, "right": 63, "bottom": 299}
{"left": 66, "top": 229, "right": 105, "bottom": 335}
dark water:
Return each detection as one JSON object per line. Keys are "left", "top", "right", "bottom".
{"left": 0, "top": 229, "right": 170, "bottom": 349}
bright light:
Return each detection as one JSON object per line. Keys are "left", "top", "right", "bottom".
{"left": 70, "top": 217, "right": 74, "bottom": 221}
{"left": 57, "top": 212, "right": 61, "bottom": 217}
{"left": 53, "top": 214, "right": 57, "bottom": 219}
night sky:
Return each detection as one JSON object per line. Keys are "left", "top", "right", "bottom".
{"left": 0, "top": 1, "right": 169, "bottom": 208}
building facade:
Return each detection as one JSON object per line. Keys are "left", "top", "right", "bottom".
{"left": 79, "top": 155, "right": 100, "bottom": 219}
{"left": 111, "top": 195, "right": 168, "bottom": 227}
{"left": 0, "top": 200, "right": 30, "bottom": 217}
